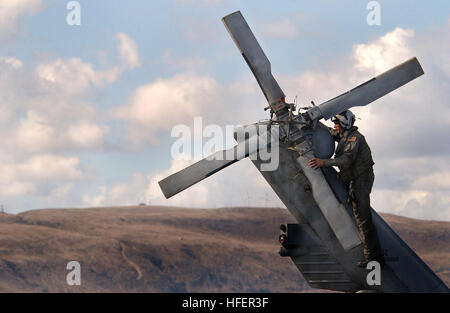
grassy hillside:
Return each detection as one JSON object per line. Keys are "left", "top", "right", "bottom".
{"left": 0, "top": 206, "right": 448, "bottom": 292}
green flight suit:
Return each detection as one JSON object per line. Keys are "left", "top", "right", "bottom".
{"left": 323, "top": 126, "right": 382, "bottom": 261}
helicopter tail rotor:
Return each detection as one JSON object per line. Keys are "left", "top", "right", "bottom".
{"left": 307, "top": 57, "right": 424, "bottom": 121}
{"left": 222, "top": 11, "right": 286, "bottom": 111}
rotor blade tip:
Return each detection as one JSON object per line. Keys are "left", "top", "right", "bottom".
{"left": 408, "top": 56, "right": 424, "bottom": 76}
{"left": 222, "top": 10, "right": 242, "bottom": 21}
{"left": 158, "top": 180, "right": 173, "bottom": 199}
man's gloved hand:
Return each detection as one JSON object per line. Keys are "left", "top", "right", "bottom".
{"left": 309, "top": 158, "right": 324, "bottom": 169}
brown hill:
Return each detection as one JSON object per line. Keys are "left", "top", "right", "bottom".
{"left": 0, "top": 206, "right": 448, "bottom": 292}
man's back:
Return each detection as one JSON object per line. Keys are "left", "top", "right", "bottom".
{"left": 324, "top": 126, "right": 374, "bottom": 183}
{"left": 334, "top": 126, "right": 374, "bottom": 183}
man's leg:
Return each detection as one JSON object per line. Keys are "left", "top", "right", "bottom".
{"left": 351, "top": 171, "right": 383, "bottom": 262}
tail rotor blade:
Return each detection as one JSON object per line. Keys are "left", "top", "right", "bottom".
{"left": 310, "top": 57, "right": 424, "bottom": 121}
{"left": 158, "top": 148, "right": 240, "bottom": 199}
{"left": 158, "top": 126, "right": 278, "bottom": 198}
{"left": 222, "top": 11, "right": 285, "bottom": 105}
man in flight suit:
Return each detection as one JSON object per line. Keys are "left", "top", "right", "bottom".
{"left": 309, "top": 110, "right": 384, "bottom": 268}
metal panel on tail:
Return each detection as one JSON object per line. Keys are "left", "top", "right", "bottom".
{"left": 322, "top": 167, "right": 449, "bottom": 292}
{"left": 279, "top": 223, "right": 360, "bottom": 292}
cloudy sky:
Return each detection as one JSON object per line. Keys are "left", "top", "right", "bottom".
{"left": 0, "top": 0, "right": 449, "bottom": 221}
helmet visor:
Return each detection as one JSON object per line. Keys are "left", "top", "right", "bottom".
{"left": 331, "top": 116, "right": 340, "bottom": 124}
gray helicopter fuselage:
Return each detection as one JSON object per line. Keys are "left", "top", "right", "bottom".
{"left": 159, "top": 10, "right": 449, "bottom": 293}
{"left": 245, "top": 120, "right": 448, "bottom": 292}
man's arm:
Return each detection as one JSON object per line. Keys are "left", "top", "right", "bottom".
{"left": 310, "top": 136, "right": 360, "bottom": 169}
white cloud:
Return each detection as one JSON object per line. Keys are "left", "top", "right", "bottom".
{"left": 114, "top": 74, "right": 220, "bottom": 128}
{"left": 0, "top": 32, "right": 140, "bottom": 203}
{"left": 1, "top": 56, "right": 23, "bottom": 69}
{"left": 418, "top": 19, "right": 450, "bottom": 78}
{"left": 262, "top": 17, "right": 297, "bottom": 39}
{"left": 162, "top": 50, "right": 208, "bottom": 73}
{"left": 276, "top": 25, "right": 450, "bottom": 220}
{"left": 83, "top": 158, "right": 284, "bottom": 209}
{"left": 0, "top": 181, "right": 35, "bottom": 197}
{"left": 372, "top": 189, "right": 450, "bottom": 221}
{"left": 126, "top": 24, "right": 450, "bottom": 221}
{"left": 35, "top": 32, "right": 140, "bottom": 95}
{"left": 16, "top": 111, "right": 54, "bottom": 152}
{"left": 112, "top": 73, "right": 264, "bottom": 145}
{"left": 67, "top": 122, "right": 109, "bottom": 148}
{"left": 180, "top": 16, "right": 222, "bottom": 44}
{"left": 370, "top": 156, "right": 450, "bottom": 220}
{"left": 83, "top": 173, "right": 149, "bottom": 207}
{"left": 16, "top": 154, "right": 83, "bottom": 181}
{"left": 117, "top": 32, "right": 141, "bottom": 69}
{"left": 0, "top": 0, "right": 44, "bottom": 41}
{"left": 83, "top": 186, "right": 107, "bottom": 207}
{"left": 0, "top": 3, "right": 448, "bottom": 222}
{"left": 413, "top": 171, "right": 450, "bottom": 191}
{"left": 13, "top": 109, "right": 109, "bottom": 153}
{"left": 82, "top": 160, "right": 210, "bottom": 208}
{"left": 3, "top": 32, "right": 140, "bottom": 154}
{"left": 36, "top": 57, "right": 121, "bottom": 95}
{"left": 0, "top": 154, "right": 83, "bottom": 197}
{"left": 353, "top": 28, "right": 415, "bottom": 75}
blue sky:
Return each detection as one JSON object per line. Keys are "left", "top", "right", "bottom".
{"left": 0, "top": 0, "right": 449, "bottom": 220}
